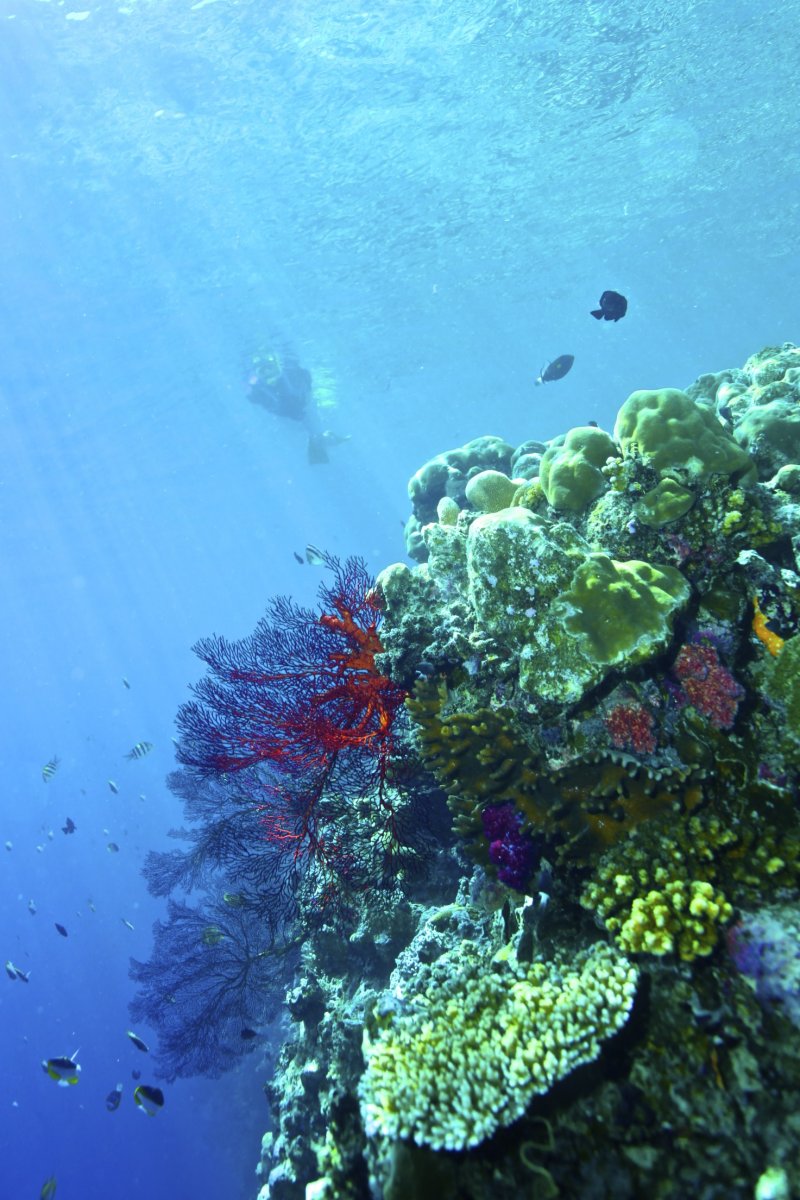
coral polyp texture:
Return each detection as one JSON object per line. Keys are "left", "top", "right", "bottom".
{"left": 359, "top": 917, "right": 637, "bottom": 1151}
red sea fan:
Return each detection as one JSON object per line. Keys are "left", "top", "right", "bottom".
{"left": 175, "top": 553, "right": 407, "bottom": 871}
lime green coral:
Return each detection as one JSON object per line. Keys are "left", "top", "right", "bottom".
{"left": 614, "top": 388, "right": 755, "bottom": 481}
{"left": 359, "top": 940, "right": 637, "bottom": 1151}
{"left": 543, "top": 553, "right": 691, "bottom": 695}
{"left": 581, "top": 808, "right": 800, "bottom": 961}
{"left": 539, "top": 426, "right": 617, "bottom": 511}
{"left": 465, "top": 469, "right": 519, "bottom": 513}
{"left": 633, "top": 477, "right": 695, "bottom": 528}
{"left": 583, "top": 871, "right": 733, "bottom": 961}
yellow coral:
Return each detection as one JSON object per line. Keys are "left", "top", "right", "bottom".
{"left": 359, "top": 941, "right": 637, "bottom": 1151}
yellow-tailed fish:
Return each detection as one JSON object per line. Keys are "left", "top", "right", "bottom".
{"left": 42, "top": 1053, "right": 81, "bottom": 1086}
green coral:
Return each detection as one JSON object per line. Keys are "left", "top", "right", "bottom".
{"left": 541, "top": 554, "right": 690, "bottom": 700}
{"left": 582, "top": 809, "right": 800, "bottom": 962}
{"left": 633, "top": 477, "right": 695, "bottom": 528}
{"left": 406, "top": 435, "right": 515, "bottom": 560}
{"left": 539, "top": 426, "right": 617, "bottom": 512}
{"left": 464, "top": 469, "right": 519, "bottom": 513}
{"left": 735, "top": 399, "right": 800, "bottom": 479}
{"left": 614, "top": 387, "right": 755, "bottom": 482}
{"left": 360, "top": 938, "right": 637, "bottom": 1151}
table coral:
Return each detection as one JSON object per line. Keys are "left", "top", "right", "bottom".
{"left": 360, "top": 938, "right": 637, "bottom": 1151}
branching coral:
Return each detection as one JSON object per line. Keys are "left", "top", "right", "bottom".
{"left": 360, "top": 938, "right": 637, "bottom": 1151}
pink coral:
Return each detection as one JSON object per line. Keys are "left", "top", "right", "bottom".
{"left": 605, "top": 703, "right": 657, "bottom": 754}
{"left": 673, "top": 643, "right": 743, "bottom": 730}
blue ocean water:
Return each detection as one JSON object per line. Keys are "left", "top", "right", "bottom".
{"left": 1, "top": 1, "right": 798, "bottom": 1197}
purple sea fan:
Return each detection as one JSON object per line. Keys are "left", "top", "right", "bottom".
{"left": 481, "top": 801, "right": 535, "bottom": 892}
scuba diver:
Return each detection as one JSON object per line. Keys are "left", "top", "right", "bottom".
{"left": 247, "top": 349, "right": 350, "bottom": 464}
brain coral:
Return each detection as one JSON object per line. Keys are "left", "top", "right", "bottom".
{"left": 360, "top": 940, "right": 637, "bottom": 1151}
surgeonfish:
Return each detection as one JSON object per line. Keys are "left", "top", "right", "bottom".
{"left": 105, "top": 1083, "right": 124, "bottom": 1112}
{"left": 125, "top": 741, "right": 153, "bottom": 760}
{"left": 40, "top": 1178, "right": 57, "bottom": 1200}
{"left": 42, "top": 756, "right": 59, "bottom": 783}
{"left": 134, "top": 1084, "right": 165, "bottom": 1116}
{"left": 535, "top": 354, "right": 575, "bottom": 386}
{"left": 42, "top": 1053, "right": 81, "bottom": 1086}
{"left": 55, "top": 922, "right": 68, "bottom": 938}
{"left": 126, "top": 1030, "right": 149, "bottom": 1053}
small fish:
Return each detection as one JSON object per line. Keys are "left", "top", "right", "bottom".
{"left": 222, "top": 892, "right": 242, "bottom": 907}
{"left": 293, "top": 551, "right": 304, "bottom": 565}
{"left": 126, "top": 1031, "right": 149, "bottom": 1053}
{"left": 42, "top": 756, "right": 59, "bottom": 783}
{"left": 107, "top": 842, "right": 120, "bottom": 853}
{"left": 134, "top": 1084, "right": 165, "bottom": 1116}
{"left": 42, "top": 1053, "right": 81, "bottom": 1086}
{"left": 121, "top": 918, "right": 135, "bottom": 931}
{"left": 201, "top": 924, "right": 225, "bottom": 946}
{"left": 240, "top": 1028, "right": 258, "bottom": 1041}
{"left": 122, "top": 677, "right": 131, "bottom": 689}
{"left": 61, "top": 817, "right": 76, "bottom": 835}
{"left": 40, "top": 1178, "right": 57, "bottom": 1200}
{"left": 88, "top": 899, "right": 96, "bottom": 913}
{"left": 55, "top": 922, "right": 68, "bottom": 938}
{"left": 105, "top": 1083, "right": 123, "bottom": 1112}
{"left": 535, "top": 355, "right": 574, "bottom": 386}
{"left": 108, "top": 780, "right": 119, "bottom": 795}
{"left": 305, "top": 543, "right": 327, "bottom": 567}
{"left": 4, "top": 840, "right": 11, "bottom": 851}
{"left": 125, "top": 741, "right": 153, "bottom": 761}
{"left": 131, "top": 1068, "right": 142, "bottom": 1081}
{"left": 6, "top": 960, "right": 30, "bottom": 982}
{"left": 591, "top": 289, "right": 628, "bottom": 322}
{"left": 28, "top": 898, "right": 37, "bottom": 915}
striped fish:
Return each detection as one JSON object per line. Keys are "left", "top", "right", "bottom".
{"left": 42, "top": 756, "right": 59, "bottom": 783}
{"left": 125, "top": 741, "right": 153, "bottom": 761}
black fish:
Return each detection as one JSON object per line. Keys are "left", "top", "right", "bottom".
{"left": 591, "top": 290, "right": 627, "bottom": 322}
{"left": 293, "top": 551, "right": 304, "bottom": 565}
{"left": 535, "top": 355, "right": 574, "bottom": 386}
{"left": 240, "top": 1028, "right": 258, "bottom": 1040}
{"left": 55, "top": 923, "right": 68, "bottom": 938}
{"left": 62, "top": 818, "right": 76, "bottom": 835}
{"left": 132, "top": 1069, "right": 142, "bottom": 1080}
{"left": 134, "top": 1084, "right": 165, "bottom": 1116}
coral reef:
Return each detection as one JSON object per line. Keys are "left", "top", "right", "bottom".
{"left": 140, "top": 343, "right": 800, "bottom": 1198}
